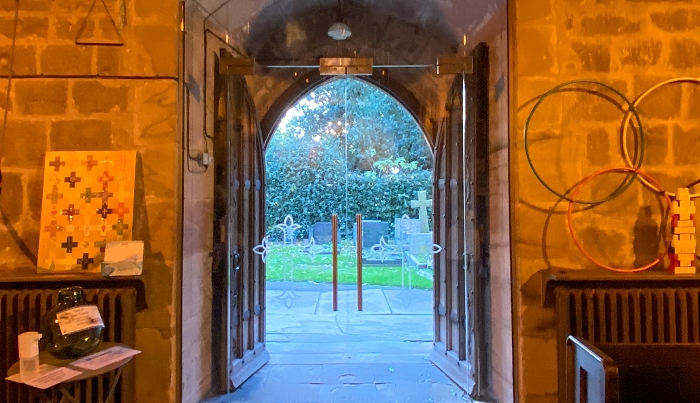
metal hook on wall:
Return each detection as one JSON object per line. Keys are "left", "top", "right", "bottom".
{"left": 75, "top": 0, "right": 125, "bottom": 46}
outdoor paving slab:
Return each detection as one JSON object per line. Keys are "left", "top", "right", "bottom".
{"left": 265, "top": 364, "right": 323, "bottom": 383}
{"left": 320, "top": 363, "right": 376, "bottom": 384}
{"left": 317, "top": 289, "right": 391, "bottom": 314}
{"left": 319, "top": 383, "right": 385, "bottom": 403}
{"left": 372, "top": 381, "right": 435, "bottom": 403}
{"left": 373, "top": 363, "right": 431, "bottom": 384}
{"left": 377, "top": 382, "right": 471, "bottom": 403}
{"left": 266, "top": 290, "right": 321, "bottom": 315}
{"left": 255, "top": 382, "right": 323, "bottom": 403}
{"left": 266, "top": 314, "right": 345, "bottom": 335}
{"left": 267, "top": 341, "right": 434, "bottom": 354}
{"left": 266, "top": 333, "right": 291, "bottom": 342}
{"left": 268, "top": 352, "right": 431, "bottom": 365}
{"left": 430, "top": 382, "right": 472, "bottom": 402}
{"left": 383, "top": 289, "right": 433, "bottom": 314}
{"left": 331, "top": 312, "right": 433, "bottom": 340}
{"left": 284, "top": 331, "right": 429, "bottom": 344}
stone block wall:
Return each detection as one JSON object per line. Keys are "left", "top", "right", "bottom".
{"left": 488, "top": 25, "right": 514, "bottom": 403}
{"left": 181, "top": 4, "right": 216, "bottom": 403}
{"left": 0, "top": 0, "right": 180, "bottom": 401}
{"left": 513, "top": 0, "right": 700, "bottom": 401}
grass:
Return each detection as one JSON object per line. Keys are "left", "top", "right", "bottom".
{"left": 265, "top": 242, "right": 433, "bottom": 289}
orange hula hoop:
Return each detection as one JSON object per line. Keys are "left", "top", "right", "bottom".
{"left": 567, "top": 167, "right": 673, "bottom": 273}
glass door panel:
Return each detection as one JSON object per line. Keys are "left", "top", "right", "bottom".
{"left": 260, "top": 76, "right": 438, "bottom": 341}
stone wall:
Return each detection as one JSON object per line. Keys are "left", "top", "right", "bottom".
{"left": 513, "top": 0, "right": 700, "bottom": 401}
{"left": 181, "top": 4, "right": 216, "bottom": 402}
{"left": 487, "top": 21, "right": 514, "bottom": 403}
{"left": 0, "top": 0, "right": 180, "bottom": 401}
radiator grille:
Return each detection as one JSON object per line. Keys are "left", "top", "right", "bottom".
{"left": 1, "top": 287, "right": 136, "bottom": 403}
{"left": 557, "top": 288, "right": 700, "bottom": 345}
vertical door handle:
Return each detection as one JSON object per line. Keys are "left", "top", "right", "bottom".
{"left": 232, "top": 252, "right": 240, "bottom": 270}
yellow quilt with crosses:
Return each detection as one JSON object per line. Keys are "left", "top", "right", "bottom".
{"left": 37, "top": 151, "right": 136, "bottom": 273}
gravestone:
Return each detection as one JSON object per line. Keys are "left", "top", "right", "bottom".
{"left": 394, "top": 216, "right": 421, "bottom": 246}
{"left": 405, "top": 232, "right": 436, "bottom": 269}
{"left": 355, "top": 220, "right": 389, "bottom": 249}
{"left": 309, "top": 221, "right": 333, "bottom": 245}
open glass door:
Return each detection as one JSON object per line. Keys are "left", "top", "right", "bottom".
{"left": 261, "top": 76, "right": 437, "bottom": 357}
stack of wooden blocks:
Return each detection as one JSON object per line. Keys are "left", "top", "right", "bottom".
{"left": 669, "top": 188, "right": 697, "bottom": 274}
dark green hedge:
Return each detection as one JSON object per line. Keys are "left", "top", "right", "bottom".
{"left": 266, "top": 168, "right": 432, "bottom": 240}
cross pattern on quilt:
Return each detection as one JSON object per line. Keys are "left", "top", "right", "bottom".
{"left": 37, "top": 151, "right": 136, "bottom": 273}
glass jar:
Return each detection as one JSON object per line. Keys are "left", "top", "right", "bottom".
{"left": 41, "top": 286, "right": 104, "bottom": 359}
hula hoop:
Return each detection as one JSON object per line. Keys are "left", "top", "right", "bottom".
{"left": 567, "top": 167, "right": 672, "bottom": 273}
{"left": 524, "top": 80, "right": 645, "bottom": 204}
{"left": 622, "top": 77, "right": 700, "bottom": 199}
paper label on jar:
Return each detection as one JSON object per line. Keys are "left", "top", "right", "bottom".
{"left": 56, "top": 306, "right": 104, "bottom": 336}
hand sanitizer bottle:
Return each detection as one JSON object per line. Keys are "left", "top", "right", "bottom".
{"left": 18, "top": 332, "right": 42, "bottom": 381}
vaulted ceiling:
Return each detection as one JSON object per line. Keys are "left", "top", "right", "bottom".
{"left": 189, "top": 0, "right": 505, "bottom": 62}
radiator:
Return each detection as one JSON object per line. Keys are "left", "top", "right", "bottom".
{"left": 1, "top": 287, "right": 137, "bottom": 403}
{"left": 556, "top": 287, "right": 700, "bottom": 344}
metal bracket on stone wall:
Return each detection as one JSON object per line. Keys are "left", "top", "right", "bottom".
{"left": 436, "top": 54, "right": 473, "bottom": 75}
{"left": 319, "top": 57, "right": 373, "bottom": 76}
{"left": 75, "top": 0, "right": 125, "bottom": 46}
{"left": 219, "top": 57, "right": 256, "bottom": 75}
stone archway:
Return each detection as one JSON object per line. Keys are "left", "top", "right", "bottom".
{"left": 259, "top": 70, "right": 434, "bottom": 149}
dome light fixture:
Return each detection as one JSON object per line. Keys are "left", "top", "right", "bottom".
{"left": 328, "top": 0, "right": 351, "bottom": 40}
{"left": 328, "top": 21, "right": 351, "bottom": 40}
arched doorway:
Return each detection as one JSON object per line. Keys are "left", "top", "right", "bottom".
{"left": 211, "top": 44, "right": 490, "bottom": 398}
{"left": 263, "top": 74, "right": 437, "bottom": 365}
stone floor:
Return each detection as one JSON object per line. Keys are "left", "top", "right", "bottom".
{"left": 203, "top": 282, "right": 471, "bottom": 403}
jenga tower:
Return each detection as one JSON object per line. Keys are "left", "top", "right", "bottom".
{"left": 669, "top": 188, "right": 697, "bottom": 274}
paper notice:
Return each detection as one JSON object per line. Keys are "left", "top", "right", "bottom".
{"left": 5, "top": 365, "right": 81, "bottom": 389}
{"left": 56, "top": 306, "right": 104, "bottom": 336}
{"left": 70, "top": 346, "right": 140, "bottom": 371}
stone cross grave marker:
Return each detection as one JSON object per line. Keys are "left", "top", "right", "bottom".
{"left": 410, "top": 190, "right": 432, "bottom": 233}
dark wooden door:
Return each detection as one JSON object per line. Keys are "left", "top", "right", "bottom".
{"left": 430, "top": 43, "right": 489, "bottom": 396}
{"left": 225, "top": 75, "right": 269, "bottom": 388}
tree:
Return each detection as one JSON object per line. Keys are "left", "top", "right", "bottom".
{"left": 266, "top": 77, "right": 433, "bottom": 239}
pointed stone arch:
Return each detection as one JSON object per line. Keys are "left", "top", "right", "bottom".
{"left": 259, "top": 69, "right": 437, "bottom": 151}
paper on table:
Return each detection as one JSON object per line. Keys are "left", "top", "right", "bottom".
{"left": 70, "top": 346, "right": 140, "bottom": 371}
{"left": 5, "top": 364, "right": 81, "bottom": 389}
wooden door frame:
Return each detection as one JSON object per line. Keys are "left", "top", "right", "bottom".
{"left": 429, "top": 43, "right": 491, "bottom": 399}
{"left": 215, "top": 51, "right": 491, "bottom": 395}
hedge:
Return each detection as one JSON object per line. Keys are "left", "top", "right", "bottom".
{"left": 266, "top": 168, "right": 433, "bottom": 241}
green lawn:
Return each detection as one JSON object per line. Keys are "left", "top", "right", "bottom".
{"left": 265, "top": 243, "right": 433, "bottom": 289}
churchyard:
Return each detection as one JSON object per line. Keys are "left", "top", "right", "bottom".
{"left": 263, "top": 209, "right": 439, "bottom": 290}
{"left": 265, "top": 239, "right": 433, "bottom": 289}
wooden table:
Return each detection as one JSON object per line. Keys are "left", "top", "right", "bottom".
{"left": 8, "top": 342, "right": 132, "bottom": 403}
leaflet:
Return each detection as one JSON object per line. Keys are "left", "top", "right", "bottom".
{"left": 69, "top": 346, "right": 140, "bottom": 371}
{"left": 5, "top": 365, "right": 81, "bottom": 389}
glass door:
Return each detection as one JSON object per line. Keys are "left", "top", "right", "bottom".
{"left": 260, "top": 76, "right": 438, "bottom": 345}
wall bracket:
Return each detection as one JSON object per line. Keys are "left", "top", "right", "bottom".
{"left": 219, "top": 57, "right": 256, "bottom": 75}
{"left": 319, "top": 57, "right": 373, "bottom": 76}
{"left": 436, "top": 55, "right": 473, "bottom": 75}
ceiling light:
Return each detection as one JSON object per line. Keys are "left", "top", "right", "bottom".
{"left": 328, "top": 21, "right": 351, "bottom": 40}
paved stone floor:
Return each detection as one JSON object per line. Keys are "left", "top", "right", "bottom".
{"left": 203, "top": 282, "right": 471, "bottom": 403}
